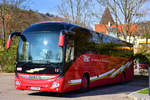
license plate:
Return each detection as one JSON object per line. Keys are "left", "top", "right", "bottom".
{"left": 30, "top": 87, "right": 40, "bottom": 91}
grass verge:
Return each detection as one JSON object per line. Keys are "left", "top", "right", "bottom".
{"left": 138, "top": 88, "right": 149, "bottom": 94}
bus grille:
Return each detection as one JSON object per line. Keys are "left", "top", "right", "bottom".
{"left": 19, "top": 75, "right": 56, "bottom": 80}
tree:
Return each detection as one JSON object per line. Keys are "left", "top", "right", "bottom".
{"left": 0, "top": 0, "right": 30, "bottom": 47}
{"left": 0, "top": 0, "right": 33, "bottom": 72}
{"left": 139, "top": 22, "right": 150, "bottom": 39}
{"left": 0, "top": 0, "right": 9, "bottom": 47}
{"left": 57, "top": 0, "right": 95, "bottom": 28}
{"left": 0, "top": 0, "right": 28, "bottom": 47}
{"left": 96, "top": 0, "right": 147, "bottom": 41}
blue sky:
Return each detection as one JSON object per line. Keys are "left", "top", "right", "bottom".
{"left": 30, "top": 0, "right": 150, "bottom": 23}
{"left": 30, "top": 0, "right": 60, "bottom": 14}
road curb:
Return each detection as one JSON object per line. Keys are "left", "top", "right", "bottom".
{"left": 0, "top": 72, "right": 15, "bottom": 75}
{"left": 128, "top": 91, "right": 150, "bottom": 100}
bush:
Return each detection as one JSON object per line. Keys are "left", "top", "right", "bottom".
{"left": 3, "top": 65, "right": 15, "bottom": 73}
{"left": 134, "top": 45, "right": 150, "bottom": 75}
{"left": 135, "top": 46, "right": 150, "bottom": 65}
{"left": 0, "top": 38, "right": 18, "bottom": 72}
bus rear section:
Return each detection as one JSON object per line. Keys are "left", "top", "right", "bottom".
{"left": 59, "top": 26, "right": 134, "bottom": 92}
{"left": 6, "top": 21, "right": 134, "bottom": 93}
{"left": 61, "top": 54, "right": 133, "bottom": 92}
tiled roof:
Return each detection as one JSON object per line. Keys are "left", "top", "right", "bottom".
{"left": 100, "top": 7, "right": 115, "bottom": 25}
{"left": 95, "top": 24, "right": 139, "bottom": 35}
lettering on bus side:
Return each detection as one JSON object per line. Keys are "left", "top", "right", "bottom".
{"left": 83, "top": 56, "right": 90, "bottom": 62}
{"left": 91, "top": 58, "right": 109, "bottom": 63}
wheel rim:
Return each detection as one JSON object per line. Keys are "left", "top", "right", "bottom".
{"left": 81, "top": 77, "right": 88, "bottom": 89}
{"left": 121, "top": 73, "right": 125, "bottom": 82}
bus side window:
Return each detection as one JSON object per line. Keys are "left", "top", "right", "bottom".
{"left": 66, "top": 40, "right": 74, "bottom": 62}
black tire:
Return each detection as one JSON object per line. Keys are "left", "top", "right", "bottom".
{"left": 56, "top": 93, "right": 64, "bottom": 97}
{"left": 80, "top": 75, "right": 89, "bottom": 92}
{"left": 121, "top": 72, "right": 126, "bottom": 83}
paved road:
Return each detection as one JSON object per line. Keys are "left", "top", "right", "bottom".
{"left": 0, "top": 73, "right": 148, "bottom": 100}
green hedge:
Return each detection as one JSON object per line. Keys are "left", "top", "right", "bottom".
{"left": 0, "top": 38, "right": 19, "bottom": 72}
{"left": 138, "top": 88, "right": 149, "bottom": 94}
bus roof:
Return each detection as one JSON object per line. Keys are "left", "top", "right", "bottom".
{"left": 27, "top": 21, "right": 133, "bottom": 46}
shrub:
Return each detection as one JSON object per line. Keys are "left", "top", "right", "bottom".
{"left": 0, "top": 38, "right": 18, "bottom": 72}
{"left": 3, "top": 65, "right": 15, "bottom": 73}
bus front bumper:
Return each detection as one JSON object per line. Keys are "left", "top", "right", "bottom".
{"left": 15, "top": 73, "right": 64, "bottom": 93}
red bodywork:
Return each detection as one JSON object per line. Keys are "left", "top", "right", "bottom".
{"left": 6, "top": 38, "right": 12, "bottom": 50}
{"left": 15, "top": 54, "right": 133, "bottom": 93}
{"left": 15, "top": 74, "right": 64, "bottom": 92}
{"left": 58, "top": 34, "right": 65, "bottom": 47}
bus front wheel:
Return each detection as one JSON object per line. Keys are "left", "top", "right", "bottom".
{"left": 80, "top": 75, "right": 89, "bottom": 92}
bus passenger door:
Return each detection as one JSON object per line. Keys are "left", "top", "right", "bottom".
{"left": 63, "top": 39, "right": 76, "bottom": 91}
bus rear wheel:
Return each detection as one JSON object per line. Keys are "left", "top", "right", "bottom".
{"left": 80, "top": 75, "right": 89, "bottom": 92}
{"left": 121, "top": 71, "right": 126, "bottom": 83}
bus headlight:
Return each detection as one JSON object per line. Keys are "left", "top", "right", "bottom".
{"left": 16, "top": 81, "right": 20, "bottom": 85}
{"left": 51, "top": 82, "right": 60, "bottom": 88}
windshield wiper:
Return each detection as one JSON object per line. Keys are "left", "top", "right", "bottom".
{"left": 18, "top": 61, "right": 32, "bottom": 66}
{"left": 26, "top": 60, "right": 51, "bottom": 64}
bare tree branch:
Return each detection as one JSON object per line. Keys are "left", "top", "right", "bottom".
{"left": 57, "top": 0, "right": 95, "bottom": 28}
{"left": 96, "top": 0, "right": 147, "bottom": 41}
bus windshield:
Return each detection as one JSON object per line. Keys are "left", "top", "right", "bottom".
{"left": 17, "top": 31, "right": 63, "bottom": 64}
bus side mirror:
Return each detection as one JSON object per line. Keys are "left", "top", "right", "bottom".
{"left": 59, "top": 34, "right": 65, "bottom": 47}
{"left": 6, "top": 32, "right": 22, "bottom": 50}
{"left": 6, "top": 38, "right": 12, "bottom": 50}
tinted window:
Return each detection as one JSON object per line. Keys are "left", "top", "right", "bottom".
{"left": 24, "top": 23, "right": 65, "bottom": 32}
{"left": 18, "top": 31, "right": 63, "bottom": 63}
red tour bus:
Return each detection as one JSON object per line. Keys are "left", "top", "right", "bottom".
{"left": 6, "top": 21, "right": 134, "bottom": 93}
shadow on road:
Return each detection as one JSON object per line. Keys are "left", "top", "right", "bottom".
{"left": 29, "top": 78, "right": 148, "bottom": 98}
